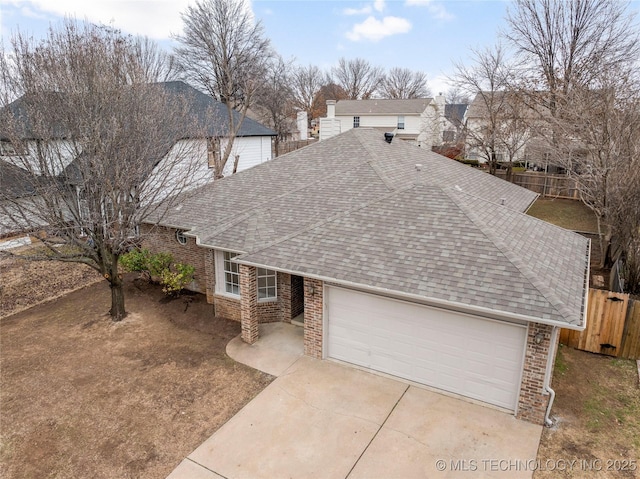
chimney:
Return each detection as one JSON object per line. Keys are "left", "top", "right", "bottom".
{"left": 384, "top": 132, "right": 394, "bottom": 144}
{"left": 326, "top": 100, "right": 336, "bottom": 119}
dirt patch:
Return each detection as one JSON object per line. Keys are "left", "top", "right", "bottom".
{"left": 535, "top": 346, "right": 639, "bottom": 478}
{"left": 0, "top": 276, "right": 273, "bottom": 479}
{"left": 0, "top": 252, "right": 102, "bottom": 318}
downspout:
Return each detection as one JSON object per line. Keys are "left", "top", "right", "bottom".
{"left": 543, "top": 326, "right": 559, "bottom": 427}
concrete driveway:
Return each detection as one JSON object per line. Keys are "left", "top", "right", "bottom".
{"left": 167, "top": 325, "right": 542, "bottom": 479}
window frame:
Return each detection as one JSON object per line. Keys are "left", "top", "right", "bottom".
{"left": 175, "top": 230, "right": 188, "bottom": 245}
{"left": 353, "top": 116, "right": 360, "bottom": 128}
{"left": 257, "top": 267, "right": 277, "bottom": 302}
{"left": 215, "top": 250, "right": 241, "bottom": 298}
{"left": 397, "top": 115, "right": 405, "bottom": 130}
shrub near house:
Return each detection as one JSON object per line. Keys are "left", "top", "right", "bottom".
{"left": 120, "top": 249, "right": 195, "bottom": 296}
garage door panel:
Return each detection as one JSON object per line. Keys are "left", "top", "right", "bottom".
{"left": 326, "top": 286, "right": 526, "bottom": 411}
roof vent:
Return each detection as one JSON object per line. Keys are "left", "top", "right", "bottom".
{"left": 500, "top": 198, "right": 506, "bottom": 205}
{"left": 384, "top": 132, "right": 394, "bottom": 143}
{"left": 415, "top": 164, "right": 423, "bottom": 171}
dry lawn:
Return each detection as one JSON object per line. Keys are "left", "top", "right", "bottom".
{"left": 527, "top": 198, "right": 599, "bottom": 233}
{"left": 535, "top": 346, "right": 639, "bottom": 478}
{"left": 0, "top": 264, "right": 272, "bottom": 479}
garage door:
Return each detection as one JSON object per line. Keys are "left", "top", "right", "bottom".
{"left": 326, "top": 286, "right": 527, "bottom": 411}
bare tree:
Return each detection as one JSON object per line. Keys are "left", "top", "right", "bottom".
{"left": 380, "top": 67, "right": 431, "bottom": 99}
{"left": 291, "top": 64, "right": 325, "bottom": 127}
{"left": 505, "top": 0, "right": 639, "bottom": 121}
{"left": 450, "top": 45, "right": 528, "bottom": 177}
{"left": 0, "top": 20, "right": 203, "bottom": 320}
{"left": 132, "top": 36, "right": 179, "bottom": 83}
{"left": 253, "top": 56, "right": 296, "bottom": 156}
{"left": 174, "top": 0, "right": 272, "bottom": 178}
{"left": 331, "top": 57, "right": 384, "bottom": 100}
{"left": 310, "top": 81, "right": 348, "bottom": 121}
{"left": 505, "top": 0, "right": 640, "bottom": 271}
{"left": 445, "top": 86, "right": 471, "bottom": 104}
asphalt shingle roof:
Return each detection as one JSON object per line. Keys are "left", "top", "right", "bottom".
{"left": 335, "top": 98, "right": 433, "bottom": 116}
{"left": 152, "top": 128, "right": 588, "bottom": 327}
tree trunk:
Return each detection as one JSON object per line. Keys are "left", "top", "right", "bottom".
{"left": 107, "top": 256, "right": 126, "bottom": 321}
{"left": 109, "top": 277, "right": 126, "bottom": 321}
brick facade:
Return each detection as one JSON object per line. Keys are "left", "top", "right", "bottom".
{"left": 140, "top": 224, "right": 207, "bottom": 294}
{"left": 240, "top": 264, "right": 258, "bottom": 344}
{"left": 141, "top": 223, "right": 556, "bottom": 424}
{"left": 303, "top": 278, "right": 324, "bottom": 358}
{"left": 517, "top": 322, "right": 553, "bottom": 425}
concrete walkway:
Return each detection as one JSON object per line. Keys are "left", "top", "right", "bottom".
{"left": 167, "top": 323, "right": 542, "bottom": 479}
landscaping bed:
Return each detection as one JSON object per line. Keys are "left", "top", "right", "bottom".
{"left": 0, "top": 275, "right": 273, "bottom": 478}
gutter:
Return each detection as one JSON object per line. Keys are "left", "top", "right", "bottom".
{"left": 234, "top": 258, "right": 586, "bottom": 331}
{"left": 543, "top": 326, "right": 560, "bottom": 427}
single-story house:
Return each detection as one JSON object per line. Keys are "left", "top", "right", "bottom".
{"left": 143, "top": 127, "right": 590, "bottom": 425}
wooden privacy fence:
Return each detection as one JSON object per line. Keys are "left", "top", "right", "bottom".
{"left": 560, "top": 288, "right": 640, "bottom": 359}
{"left": 494, "top": 171, "right": 579, "bottom": 199}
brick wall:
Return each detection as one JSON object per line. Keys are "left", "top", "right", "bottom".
{"left": 517, "top": 322, "right": 553, "bottom": 424}
{"left": 303, "top": 278, "right": 324, "bottom": 358}
{"left": 240, "top": 264, "right": 258, "bottom": 343}
{"left": 140, "top": 224, "right": 207, "bottom": 294}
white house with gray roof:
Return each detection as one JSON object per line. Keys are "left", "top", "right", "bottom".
{"left": 143, "top": 128, "right": 590, "bottom": 426}
{"left": 319, "top": 96, "right": 448, "bottom": 149}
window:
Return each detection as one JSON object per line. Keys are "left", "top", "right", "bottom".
{"left": 216, "top": 250, "right": 240, "bottom": 296}
{"left": 257, "top": 268, "right": 277, "bottom": 301}
{"left": 175, "top": 230, "right": 188, "bottom": 245}
{"left": 353, "top": 116, "right": 360, "bottom": 128}
{"left": 397, "top": 116, "right": 405, "bottom": 130}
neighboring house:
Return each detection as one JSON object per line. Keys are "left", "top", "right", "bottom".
{"left": 0, "top": 81, "right": 276, "bottom": 234}
{"left": 442, "top": 103, "right": 469, "bottom": 145}
{"left": 0, "top": 159, "right": 46, "bottom": 237}
{"left": 143, "top": 127, "right": 590, "bottom": 426}
{"left": 465, "top": 91, "right": 568, "bottom": 172}
{"left": 319, "top": 96, "right": 447, "bottom": 149}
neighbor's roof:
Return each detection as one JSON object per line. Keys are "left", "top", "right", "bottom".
{"left": 159, "top": 81, "right": 276, "bottom": 138}
{"left": 335, "top": 98, "right": 433, "bottom": 116}
{"left": 150, "top": 128, "right": 589, "bottom": 328}
{"left": 0, "top": 81, "right": 276, "bottom": 141}
{"left": 0, "top": 160, "right": 37, "bottom": 199}
{"left": 444, "top": 104, "right": 468, "bottom": 124}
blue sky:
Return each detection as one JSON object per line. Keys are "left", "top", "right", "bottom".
{"left": 1, "top": 0, "right": 638, "bottom": 93}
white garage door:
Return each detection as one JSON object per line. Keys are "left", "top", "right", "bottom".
{"left": 326, "top": 286, "right": 527, "bottom": 411}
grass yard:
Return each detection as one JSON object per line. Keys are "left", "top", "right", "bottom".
{"left": 0, "top": 273, "right": 273, "bottom": 479}
{"left": 527, "top": 198, "right": 599, "bottom": 233}
{"left": 535, "top": 346, "right": 640, "bottom": 478}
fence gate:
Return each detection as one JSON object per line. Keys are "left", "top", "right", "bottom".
{"left": 560, "top": 289, "right": 629, "bottom": 357}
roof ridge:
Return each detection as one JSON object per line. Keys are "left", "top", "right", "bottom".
{"left": 446, "top": 188, "right": 578, "bottom": 324}
{"left": 354, "top": 130, "right": 398, "bottom": 189}
{"left": 236, "top": 182, "right": 419, "bottom": 260}
{"left": 196, "top": 138, "right": 377, "bottom": 243}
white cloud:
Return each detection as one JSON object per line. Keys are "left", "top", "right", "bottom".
{"left": 373, "top": 0, "right": 385, "bottom": 12}
{"left": 405, "top": 0, "right": 454, "bottom": 21}
{"left": 346, "top": 15, "right": 412, "bottom": 42}
{"left": 343, "top": 5, "right": 372, "bottom": 16}
{"left": 0, "top": 0, "right": 198, "bottom": 39}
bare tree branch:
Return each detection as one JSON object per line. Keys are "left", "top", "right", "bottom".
{"left": 331, "top": 57, "right": 383, "bottom": 100}
{"left": 174, "top": 0, "right": 273, "bottom": 178}
{"left": 380, "top": 67, "right": 431, "bottom": 99}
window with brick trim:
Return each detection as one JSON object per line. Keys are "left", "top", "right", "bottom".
{"left": 257, "top": 268, "right": 277, "bottom": 301}
{"left": 216, "top": 250, "right": 240, "bottom": 297}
